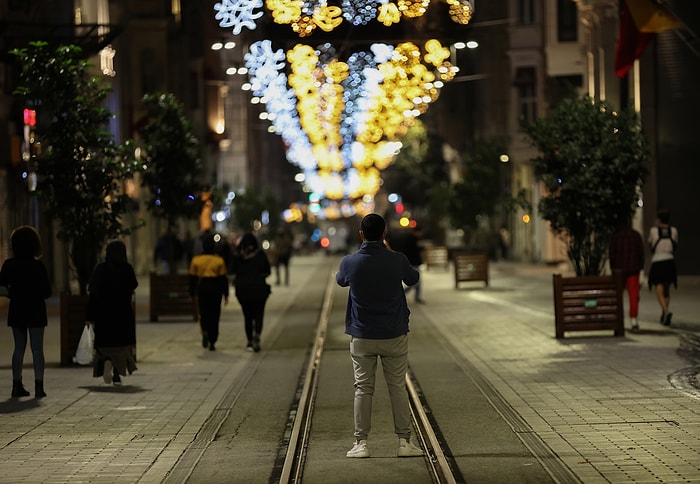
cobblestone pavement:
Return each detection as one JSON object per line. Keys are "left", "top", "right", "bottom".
{"left": 0, "top": 255, "right": 698, "bottom": 483}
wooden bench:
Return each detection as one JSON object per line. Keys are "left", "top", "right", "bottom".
{"left": 454, "top": 252, "right": 489, "bottom": 287}
{"left": 424, "top": 246, "right": 449, "bottom": 271}
{"left": 149, "top": 272, "right": 197, "bottom": 322}
{"left": 553, "top": 273, "right": 624, "bottom": 338}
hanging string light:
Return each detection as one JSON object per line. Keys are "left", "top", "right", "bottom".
{"left": 215, "top": 0, "right": 474, "bottom": 36}
{"left": 215, "top": 0, "right": 472, "bottom": 211}
{"left": 245, "top": 38, "right": 455, "bottom": 201}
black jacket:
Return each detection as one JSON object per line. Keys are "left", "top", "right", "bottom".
{"left": 0, "top": 257, "right": 51, "bottom": 328}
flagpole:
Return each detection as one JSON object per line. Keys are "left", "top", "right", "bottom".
{"left": 619, "top": 0, "right": 629, "bottom": 111}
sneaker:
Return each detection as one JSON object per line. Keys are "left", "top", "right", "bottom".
{"left": 202, "top": 332, "right": 209, "bottom": 348}
{"left": 663, "top": 312, "right": 673, "bottom": 326}
{"left": 346, "top": 440, "right": 369, "bottom": 458}
{"left": 630, "top": 318, "right": 639, "bottom": 331}
{"left": 209, "top": 343, "right": 216, "bottom": 351}
{"left": 103, "top": 360, "right": 113, "bottom": 384}
{"left": 398, "top": 438, "right": 424, "bottom": 457}
{"left": 253, "top": 338, "right": 261, "bottom": 353}
{"left": 246, "top": 342, "right": 254, "bottom": 352}
{"left": 112, "top": 372, "right": 122, "bottom": 385}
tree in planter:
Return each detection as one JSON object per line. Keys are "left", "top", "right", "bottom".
{"left": 524, "top": 95, "right": 648, "bottom": 276}
{"left": 447, "top": 141, "right": 530, "bottom": 251}
{"left": 383, "top": 120, "right": 451, "bottom": 242}
{"left": 12, "top": 42, "right": 141, "bottom": 295}
{"left": 230, "top": 186, "right": 277, "bottom": 233}
{"left": 139, "top": 92, "right": 204, "bottom": 274}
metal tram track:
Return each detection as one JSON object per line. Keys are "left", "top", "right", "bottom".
{"left": 276, "top": 271, "right": 460, "bottom": 484}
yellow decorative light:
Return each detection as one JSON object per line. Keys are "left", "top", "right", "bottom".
{"left": 313, "top": 4, "right": 344, "bottom": 32}
{"left": 253, "top": 0, "right": 473, "bottom": 37}
{"left": 377, "top": 3, "right": 401, "bottom": 26}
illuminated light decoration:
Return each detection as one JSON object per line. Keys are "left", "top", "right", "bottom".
{"left": 313, "top": 4, "right": 344, "bottom": 32}
{"left": 217, "top": 4, "right": 467, "bottom": 205}
{"left": 445, "top": 0, "right": 473, "bottom": 24}
{"left": 214, "top": 0, "right": 264, "bottom": 35}
{"left": 397, "top": 0, "right": 430, "bottom": 18}
{"left": 245, "top": 38, "right": 452, "bottom": 200}
{"left": 217, "top": 0, "right": 473, "bottom": 36}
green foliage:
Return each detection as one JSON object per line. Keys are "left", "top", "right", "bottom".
{"left": 12, "top": 41, "right": 141, "bottom": 294}
{"left": 390, "top": 121, "right": 449, "bottom": 209}
{"left": 446, "top": 142, "right": 530, "bottom": 248}
{"left": 139, "top": 93, "right": 204, "bottom": 228}
{"left": 385, "top": 120, "right": 450, "bottom": 240}
{"left": 524, "top": 95, "right": 648, "bottom": 276}
{"left": 231, "top": 187, "right": 276, "bottom": 233}
{"left": 447, "top": 143, "right": 503, "bottom": 232}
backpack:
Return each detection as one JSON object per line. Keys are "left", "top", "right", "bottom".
{"left": 652, "top": 226, "right": 676, "bottom": 254}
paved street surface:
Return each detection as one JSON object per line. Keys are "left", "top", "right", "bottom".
{"left": 0, "top": 253, "right": 699, "bottom": 483}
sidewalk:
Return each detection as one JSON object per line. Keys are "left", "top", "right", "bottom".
{"left": 0, "top": 256, "right": 698, "bottom": 483}
{"left": 416, "top": 260, "right": 700, "bottom": 482}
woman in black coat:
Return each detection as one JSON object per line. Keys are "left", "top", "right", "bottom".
{"left": 0, "top": 226, "right": 52, "bottom": 398}
{"left": 86, "top": 240, "right": 138, "bottom": 384}
{"left": 230, "top": 233, "right": 271, "bottom": 352}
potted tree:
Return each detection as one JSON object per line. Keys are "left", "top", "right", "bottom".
{"left": 138, "top": 92, "right": 203, "bottom": 321}
{"left": 12, "top": 42, "right": 141, "bottom": 363}
{"left": 524, "top": 95, "right": 648, "bottom": 337}
{"left": 447, "top": 141, "right": 529, "bottom": 287}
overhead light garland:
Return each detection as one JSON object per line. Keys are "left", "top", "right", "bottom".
{"left": 214, "top": 0, "right": 472, "bottom": 215}
{"left": 245, "top": 38, "right": 456, "bottom": 201}
{"left": 215, "top": 0, "right": 473, "bottom": 36}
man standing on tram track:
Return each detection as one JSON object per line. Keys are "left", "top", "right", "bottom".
{"left": 336, "top": 213, "right": 425, "bottom": 459}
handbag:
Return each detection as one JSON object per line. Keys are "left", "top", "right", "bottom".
{"left": 74, "top": 324, "right": 95, "bottom": 365}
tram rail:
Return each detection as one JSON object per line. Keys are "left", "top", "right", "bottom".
{"left": 278, "top": 271, "right": 460, "bottom": 483}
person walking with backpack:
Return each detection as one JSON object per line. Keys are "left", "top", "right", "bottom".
{"left": 647, "top": 209, "right": 678, "bottom": 326}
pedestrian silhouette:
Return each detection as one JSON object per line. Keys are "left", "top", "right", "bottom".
{"left": 87, "top": 240, "right": 138, "bottom": 384}
{"left": 0, "top": 226, "right": 52, "bottom": 398}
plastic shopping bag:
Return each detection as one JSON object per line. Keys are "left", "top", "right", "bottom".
{"left": 74, "top": 324, "right": 95, "bottom": 365}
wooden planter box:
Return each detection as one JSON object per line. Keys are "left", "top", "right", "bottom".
{"left": 454, "top": 252, "right": 489, "bottom": 288}
{"left": 553, "top": 273, "right": 624, "bottom": 339}
{"left": 149, "top": 272, "right": 197, "bottom": 322}
{"left": 424, "top": 246, "right": 449, "bottom": 271}
{"left": 60, "top": 293, "right": 90, "bottom": 366}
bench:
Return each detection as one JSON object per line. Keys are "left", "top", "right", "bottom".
{"left": 149, "top": 272, "right": 198, "bottom": 322}
{"left": 553, "top": 273, "right": 624, "bottom": 338}
{"left": 454, "top": 252, "right": 489, "bottom": 287}
{"left": 424, "top": 246, "right": 449, "bottom": 271}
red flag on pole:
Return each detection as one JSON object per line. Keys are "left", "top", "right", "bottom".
{"left": 614, "top": 0, "right": 683, "bottom": 78}
{"left": 614, "top": 1, "right": 652, "bottom": 78}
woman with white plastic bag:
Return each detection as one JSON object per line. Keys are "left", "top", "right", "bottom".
{"left": 74, "top": 324, "right": 95, "bottom": 365}
{"left": 86, "top": 240, "right": 138, "bottom": 384}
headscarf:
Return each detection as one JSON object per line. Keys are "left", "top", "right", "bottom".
{"left": 105, "top": 240, "right": 128, "bottom": 264}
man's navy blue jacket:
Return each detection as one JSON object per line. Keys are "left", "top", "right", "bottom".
{"left": 336, "top": 240, "right": 419, "bottom": 339}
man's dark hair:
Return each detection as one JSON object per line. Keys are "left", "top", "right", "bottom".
{"left": 361, "top": 213, "right": 385, "bottom": 241}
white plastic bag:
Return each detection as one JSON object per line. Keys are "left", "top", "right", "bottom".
{"left": 74, "top": 324, "right": 95, "bottom": 365}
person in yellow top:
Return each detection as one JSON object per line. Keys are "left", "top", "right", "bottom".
{"left": 189, "top": 233, "right": 229, "bottom": 350}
